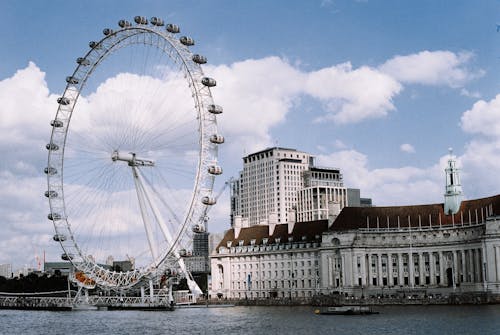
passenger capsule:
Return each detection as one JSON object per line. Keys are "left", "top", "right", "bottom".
{"left": 66, "top": 76, "right": 79, "bottom": 85}
{"left": 209, "top": 134, "right": 225, "bottom": 144}
{"left": 118, "top": 19, "right": 131, "bottom": 28}
{"left": 45, "top": 190, "right": 58, "bottom": 198}
{"left": 201, "top": 196, "right": 216, "bottom": 205}
{"left": 61, "top": 253, "right": 74, "bottom": 261}
{"left": 57, "top": 97, "right": 70, "bottom": 105}
{"left": 150, "top": 17, "right": 164, "bottom": 26}
{"left": 166, "top": 23, "right": 180, "bottom": 33}
{"left": 201, "top": 77, "right": 216, "bottom": 87}
{"left": 192, "top": 54, "right": 207, "bottom": 64}
{"left": 53, "top": 234, "right": 66, "bottom": 242}
{"left": 46, "top": 143, "right": 59, "bottom": 151}
{"left": 180, "top": 36, "right": 194, "bottom": 46}
{"left": 192, "top": 224, "right": 205, "bottom": 233}
{"left": 48, "top": 213, "right": 61, "bottom": 221}
{"left": 50, "top": 120, "right": 63, "bottom": 127}
{"left": 208, "top": 165, "right": 223, "bottom": 175}
{"left": 103, "top": 28, "right": 114, "bottom": 36}
{"left": 89, "top": 41, "right": 102, "bottom": 49}
{"left": 207, "top": 104, "right": 223, "bottom": 114}
{"left": 134, "top": 16, "right": 148, "bottom": 25}
{"left": 76, "top": 57, "right": 91, "bottom": 66}
{"left": 44, "top": 167, "right": 57, "bottom": 175}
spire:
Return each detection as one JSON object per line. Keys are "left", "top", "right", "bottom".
{"left": 444, "top": 148, "right": 463, "bottom": 215}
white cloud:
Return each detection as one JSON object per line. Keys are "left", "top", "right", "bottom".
{"left": 400, "top": 143, "right": 415, "bottom": 153}
{"left": 379, "top": 50, "right": 482, "bottom": 88}
{"left": 460, "top": 88, "right": 481, "bottom": 99}
{"left": 316, "top": 149, "right": 444, "bottom": 206}
{"left": 306, "top": 63, "right": 402, "bottom": 124}
{"left": 460, "top": 94, "right": 500, "bottom": 138}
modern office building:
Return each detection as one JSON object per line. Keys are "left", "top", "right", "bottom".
{"left": 0, "top": 264, "right": 12, "bottom": 278}
{"left": 230, "top": 147, "right": 350, "bottom": 227}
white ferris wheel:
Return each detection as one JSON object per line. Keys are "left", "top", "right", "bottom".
{"left": 45, "top": 16, "right": 223, "bottom": 290}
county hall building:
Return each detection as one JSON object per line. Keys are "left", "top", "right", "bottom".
{"left": 210, "top": 149, "right": 500, "bottom": 299}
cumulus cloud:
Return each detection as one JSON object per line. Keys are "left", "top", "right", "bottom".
{"left": 379, "top": 50, "right": 483, "bottom": 88}
{"left": 316, "top": 149, "right": 444, "bottom": 206}
{"left": 400, "top": 143, "right": 415, "bottom": 153}
{"left": 460, "top": 94, "right": 500, "bottom": 137}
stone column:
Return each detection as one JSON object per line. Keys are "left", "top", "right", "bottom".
{"left": 467, "top": 249, "right": 472, "bottom": 282}
{"left": 461, "top": 250, "right": 466, "bottom": 283}
{"left": 418, "top": 252, "right": 424, "bottom": 286}
{"left": 409, "top": 252, "right": 415, "bottom": 288}
{"left": 429, "top": 252, "right": 435, "bottom": 285}
{"left": 439, "top": 251, "right": 444, "bottom": 286}
{"left": 474, "top": 248, "right": 481, "bottom": 283}
{"left": 452, "top": 251, "right": 458, "bottom": 288}
{"left": 495, "top": 246, "right": 500, "bottom": 282}
{"left": 377, "top": 253, "right": 383, "bottom": 287}
{"left": 388, "top": 253, "right": 393, "bottom": 286}
{"left": 398, "top": 253, "right": 404, "bottom": 287}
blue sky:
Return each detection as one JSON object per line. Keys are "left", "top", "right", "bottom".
{"left": 1, "top": 0, "right": 500, "bottom": 269}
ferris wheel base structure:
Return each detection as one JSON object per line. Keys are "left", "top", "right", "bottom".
{"left": 45, "top": 15, "right": 224, "bottom": 294}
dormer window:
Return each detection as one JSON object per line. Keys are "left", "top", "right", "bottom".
{"left": 262, "top": 238, "right": 268, "bottom": 245}
{"left": 302, "top": 236, "right": 307, "bottom": 241}
{"left": 275, "top": 237, "right": 281, "bottom": 244}
{"left": 288, "top": 237, "right": 293, "bottom": 242}
{"left": 238, "top": 240, "right": 244, "bottom": 246}
{"left": 250, "top": 239, "right": 256, "bottom": 246}
{"left": 227, "top": 241, "right": 232, "bottom": 248}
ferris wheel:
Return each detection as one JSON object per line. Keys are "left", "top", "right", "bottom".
{"left": 45, "top": 16, "right": 224, "bottom": 290}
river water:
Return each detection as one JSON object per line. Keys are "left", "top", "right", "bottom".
{"left": 1, "top": 305, "right": 500, "bottom": 335}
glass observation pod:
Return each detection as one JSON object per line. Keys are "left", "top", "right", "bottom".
{"left": 192, "top": 223, "right": 205, "bottom": 233}
{"left": 89, "top": 41, "right": 102, "bottom": 49}
{"left": 46, "top": 142, "right": 59, "bottom": 151}
{"left": 118, "top": 19, "right": 132, "bottom": 28}
{"left": 208, "top": 104, "right": 223, "bottom": 114}
{"left": 53, "top": 234, "right": 67, "bottom": 242}
{"left": 61, "top": 253, "right": 74, "bottom": 261}
{"left": 134, "top": 16, "right": 148, "bottom": 25}
{"left": 45, "top": 190, "right": 58, "bottom": 198}
{"left": 66, "top": 76, "right": 79, "bottom": 85}
{"left": 202, "top": 77, "right": 216, "bottom": 87}
{"left": 180, "top": 36, "right": 194, "bottom": 46}
{"left": 150, "top": 17, "right": 164, "bottom": 26}
{"left": 208, "top": 165, "right": 223, "bottom": 175}
{"left": 166, "top": 23, "right": 180, "bottom": 33}
{"left": 202, "top": 196, "right": 216, "bottom": 205}
{"left": 57, "top": 97, "right": 70, "bottom": 105}
{"left": 103, "top": 28, "right": 113, "bottom": 36}
{"left": 47, "top": 213, "right": 62, "bottom": 221}
{"left": 209, "top": 134, "right": 225, "bottom": 144}
{"left": 50, "top": 120, "right": 63, "bottom": 127}
{"left": 192, "top": 54, "right": 207, "bottom": 64}
{"left": 76, "top": 57, "right": 91, "bottom": 66}
{"left": 44, "top": 167, "right": 57, "bottom": 175}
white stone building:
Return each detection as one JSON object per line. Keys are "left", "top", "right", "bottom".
{"left": 211, "top": 153, "right": 500, "bottom": 299}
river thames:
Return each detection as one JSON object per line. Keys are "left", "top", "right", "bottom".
{"left": 1, "top": 305, "right": 500, "bottom": 335}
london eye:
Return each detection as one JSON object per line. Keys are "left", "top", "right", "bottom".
{"left": 45, "top": 16, "right": 223, "bottom": 291}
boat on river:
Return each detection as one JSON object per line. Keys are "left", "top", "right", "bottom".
{"left": 314, "top": 305, "right": 379, "bottom": 315}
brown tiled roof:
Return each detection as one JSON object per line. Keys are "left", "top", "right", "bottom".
{"left": 331, "top": 194, "right": 500, "bottom": 231}
{"left": 216, "top": 220, "right": 328, "bottom": 250}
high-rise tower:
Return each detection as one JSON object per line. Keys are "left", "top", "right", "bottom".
{"left": 444, "top": 148, "right": 463, "bottom": 215}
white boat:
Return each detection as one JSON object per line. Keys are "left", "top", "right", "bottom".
{"left": 314, "top": 305, "right": 378, "bottom": 315}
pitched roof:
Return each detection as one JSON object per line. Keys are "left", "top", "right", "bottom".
{"left": 331, "top": 194, "right": 500, "bottom": 231}
{"left": 216, "top": 220, "right": 328, "bottom": 250}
